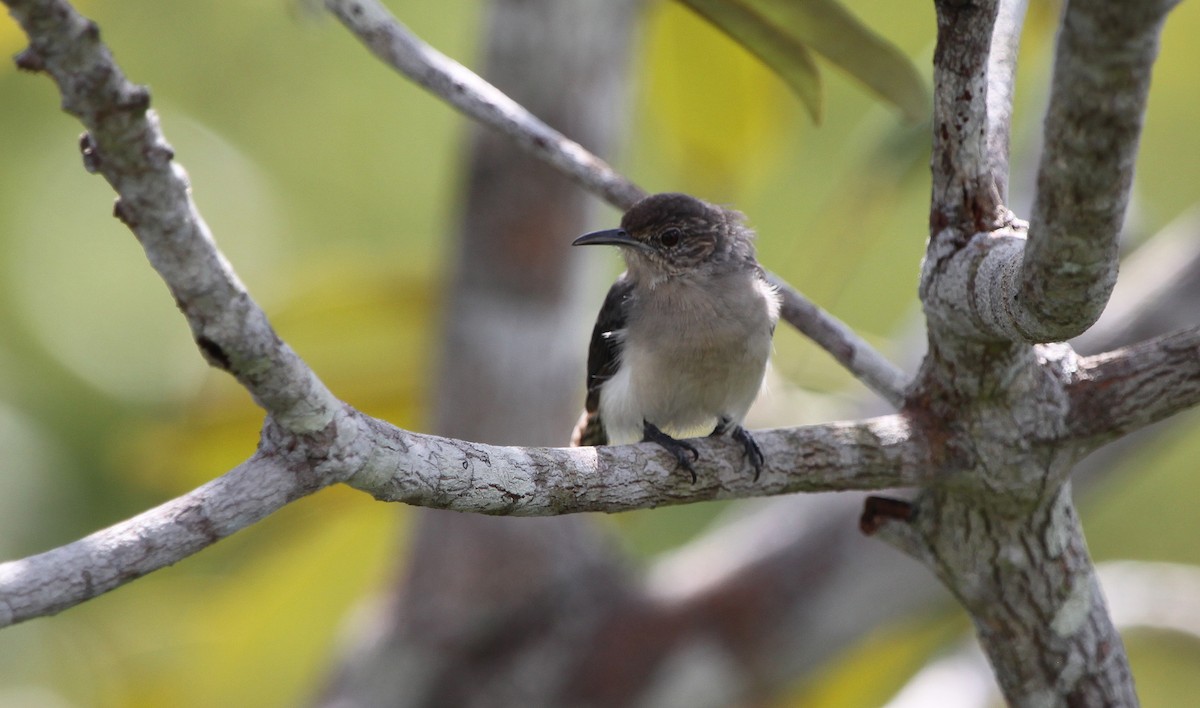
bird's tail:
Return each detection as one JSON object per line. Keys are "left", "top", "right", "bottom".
{"left": 569, "top": 409, "right": 606, "bottom": 447}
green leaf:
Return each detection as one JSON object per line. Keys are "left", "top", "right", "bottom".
{"left": 681, "top": 0, "right": 824, "bottom": 122}
{"left": 679, "top": 0, "right": 929, "bottom": 123}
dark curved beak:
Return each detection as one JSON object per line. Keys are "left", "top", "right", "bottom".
{"left": 572, "top": 228, "right": 645, "bottom": 250}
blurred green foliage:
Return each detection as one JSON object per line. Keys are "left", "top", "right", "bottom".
{"left": 682, "top": 0, "right": 929, "bottom": 123}
{"left": 1, "top": 0, "right": 1198, "bottom": 705}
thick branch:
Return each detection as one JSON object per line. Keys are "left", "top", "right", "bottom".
{"left": 1067, "top": 326, "right": 1200, "bottom": 446}
{"left": 4, "top": 0, "right": 340, "bottom": 434}
{"left": 888, "top": 561, "right": 1200, "bottom": 708}
{"left": 920, "top": 0, "right": 1026, "bottom": 344}
{"left": 1020, "top": 0, "right": 1178, "bottom": 340}
{"left": 1064, "top": 213, "right": 1200, "bottom": 500}
{"left": 924, "top": 0, "right": 1177, "bottom": 345}
{"left": 1074, "top": 208, "right": 1200, "bottom": 355}
{"left": 928, "top": 0, "right": 1005, "bottom": 236}
{"left": 350, "top": 413, "right": 930, "bottom": 514}
{"left": 885, "top": 485, "right": 1135, "bottom": 705}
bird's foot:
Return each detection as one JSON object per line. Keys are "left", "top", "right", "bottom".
{"left": 712, "top": 418, "right": 765, "bottom": 481}
{"left": 643, "top": 420, "right": 700, "bottom": 483}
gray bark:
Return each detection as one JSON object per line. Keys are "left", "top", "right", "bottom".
{"left": 922, "top": 0, "right": 1178, "bottom": 344}
{"left": 1022, "top": 0, "right": 1179, "bottom": 340}
{"left": 880, "top": 0, "right": 1181, "bottom": 702}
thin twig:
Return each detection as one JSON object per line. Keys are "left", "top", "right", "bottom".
{"left": 985, "top": 0, "right": 1028, "bottom": 205}
{"left": 0, "top": 451, "right": 322, "bottom": 627}
{"left": 325, "top": 0, "right": 647, "bottom": 211}
{"left": 770, "top": 274, "right": 909, "bottom": 407}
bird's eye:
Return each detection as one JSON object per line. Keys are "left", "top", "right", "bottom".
{"left": 659, "top": 228, "right": 682, "bottom": 248}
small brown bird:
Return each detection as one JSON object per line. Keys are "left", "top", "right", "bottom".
{"left": 570, "top": 193, "right": 780, "bottom": 481}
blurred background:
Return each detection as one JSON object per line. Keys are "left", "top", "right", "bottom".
{"left": 1, "top": 0, "right": 1199, "bottom": 705}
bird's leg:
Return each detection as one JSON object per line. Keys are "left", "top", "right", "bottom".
{"left": 642, "top": 420, "right": 700, "bottom": 483}
{"left": 712, "top": 417, "right": 765, "bottom": 481}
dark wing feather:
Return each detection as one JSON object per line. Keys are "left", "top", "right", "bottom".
{"left": 571, "top": 274, "right": 633, "bottom": 446}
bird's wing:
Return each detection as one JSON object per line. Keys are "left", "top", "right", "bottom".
{"left": 572, "top": 274, "right": 633, "bottom": 447}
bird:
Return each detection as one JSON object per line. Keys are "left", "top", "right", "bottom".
{"left": 570, "top": 192, "right": 780, "bottom": 482}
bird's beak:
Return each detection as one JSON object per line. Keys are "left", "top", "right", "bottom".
{"left": 572, "top": 228, "right": 647, "bottom": 251}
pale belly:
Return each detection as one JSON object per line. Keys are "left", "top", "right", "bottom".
{"left": 599, "top": 319, "right": 773, "bottom": 444}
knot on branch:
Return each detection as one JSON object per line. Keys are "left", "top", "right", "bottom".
{"left": 15, "top": 46, "right": 45, "bottom": 72}
{"left": 195, "top": 335, "right": 232, "bottom": 371}
{"left": 112, "top": 197, "right": 137, "bottom": 228}
{"left": 259, "top": 406, "right": 368, "bottom": 493}
{"left": 79, "top": 132, "right": 102, "bottom": 173}
{"left": 114, "top": 84, "right": 151, "bottom": 115}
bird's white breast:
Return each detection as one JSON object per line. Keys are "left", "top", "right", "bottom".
{"left": 599, "top": 271, "right": 780, "bottom": 444}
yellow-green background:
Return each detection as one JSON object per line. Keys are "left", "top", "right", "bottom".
{"left": 1, "top": 1, "right": 1198, "bottom": 705}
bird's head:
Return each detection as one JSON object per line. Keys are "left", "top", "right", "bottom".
{"left": 572, "top": 193, "right": 756, "bottom": 281}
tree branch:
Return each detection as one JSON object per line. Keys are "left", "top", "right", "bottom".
{"left": 928, "top": 0, "right": 1005, "bottom": 237}
{"left": 1067, "top": 325, "right": 1200, "bottom": 447}
{"left": 0, "top": 449, "right": 328, "bottom": 627}
{"left": 919, "top": 0, "right": 1026, "bottom": 344}
{"left": 5, "top": 0, "right": 341, "bottom": 435}
{"left": 770, "top": 275, "right": 910, "bottom": 407}
{"left": 900, "top": 4, "right": 1182, "bottom": 681}
{"left": 922, "top": 0, "right": 1177, "bottom": 345}
{"left": 887, "top": 560, "right": 1200, "bottom": 708}
{"left": 324, "top": 0, "right": 647, "bottom": 211}
{"left": 1, "top": 410, "right": 929, "bottom": 627}
{"left": 1021, "top": 0, "right": 1180, "bottom": 340}
{"left": 349, "top": 412, "right": 930, "bottom": 513}
{"left": 892, "top": 485, "right": 1136, "bottom": 704}
{"left": 1062, "top": 212, "right": 1200, "bottom": 503}
{"left": 985, "top": 0, "right": 1027, "bottom": 205}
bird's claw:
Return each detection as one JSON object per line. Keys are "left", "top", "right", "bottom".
{"left": 643, "top": 421, "right": 700, "bottom": 483}
{"left": 712, "top": 418, "right": 765, "bottom": 481}
{"left": 730, "top": 425, "right": 765, "bottom": 481}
